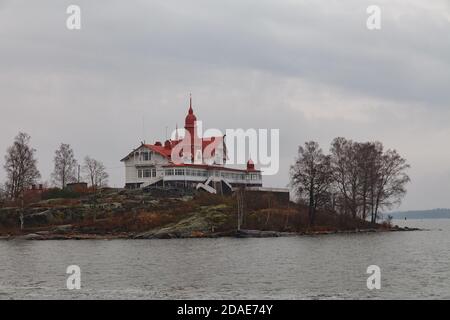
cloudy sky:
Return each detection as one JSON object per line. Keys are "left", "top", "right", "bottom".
{"left": 1, "top": 0, "right": 449, "bottom": 210}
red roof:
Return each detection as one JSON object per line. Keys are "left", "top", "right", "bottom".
{"left": 121, "top": 137, "right": 224, "bottom": 162}
{"left": 144, "top": 143, "right": 173, "bottom": 158}
{"left": 147, "top": 137, "right": 223, "bottom": 159}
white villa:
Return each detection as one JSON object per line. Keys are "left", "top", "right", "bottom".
{"left": 120, "top": 97, "right": 263, "bottom": 194}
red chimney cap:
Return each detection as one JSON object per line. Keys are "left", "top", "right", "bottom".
{"left": 247, "top": 159, "right": 255, "bottom": 170}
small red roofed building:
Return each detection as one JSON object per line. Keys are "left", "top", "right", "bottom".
{"left": 23, "top": 184, "right": 46, "bottom": 203}
{"left": 120, "top": 96, "right": 262, "bottom": 194}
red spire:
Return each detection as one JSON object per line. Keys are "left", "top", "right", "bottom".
{"left": 189, "top": 93, "right": 193, "bottom": 114}
{"left": 185, "top": 93, "right": 197, "bottom": 127}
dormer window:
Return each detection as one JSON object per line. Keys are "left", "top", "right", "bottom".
{"left": 140, "top": 151, "right": 151, "bottom": 161}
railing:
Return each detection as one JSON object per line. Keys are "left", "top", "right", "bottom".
{"left": 163, "top": 172, "right": 261, "bottom": 184}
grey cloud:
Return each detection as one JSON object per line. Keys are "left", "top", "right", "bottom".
{"left": 1, "top": 0, "right": 449, "bottom": 210}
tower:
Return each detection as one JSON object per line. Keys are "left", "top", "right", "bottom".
{"left": 184, "top": 93, "right": 197, "bottom": 140}
{"left": 183, "top": 94, "right": 201, "bottom": 163}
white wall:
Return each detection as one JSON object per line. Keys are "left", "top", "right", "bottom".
{"left": 123, "top": 145, "right": 169, "bottom": 185}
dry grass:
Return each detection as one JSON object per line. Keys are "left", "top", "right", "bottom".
{"left": 0, "top": 191, "right": 387, "bottom": 235}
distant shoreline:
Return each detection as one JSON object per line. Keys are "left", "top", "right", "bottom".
{"left": 393, "top": 217, "right": 450, "bottom": 220}
{"left": 389, "top": 208, "right": 450, "bottom": 220}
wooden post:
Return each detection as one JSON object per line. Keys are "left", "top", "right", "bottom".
{"left": 20, "top": 189, "right": 24, "bottom": 230}
{"left": 236, "top": 187, "right": 245, "bottom": 231}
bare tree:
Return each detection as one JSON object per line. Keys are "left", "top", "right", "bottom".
{"left": 3, "top": 132, "right": 41, "bottom": 199}
{"left": 83, "top": 156, "right": 97, "bottom": 189}
{"left": 356, "top": 142, "right": 383, "bottom": 221}
{"left": 292, "top": 137, "right": 410, "bottom": 226}
{"left": 83, "top": 156, "right": 109, "bottom": 191}
{"left": 290, "top": 141, "right": 332, "bottom": 226}
{"left": 52, "top": 143, "right": 77, "bottom": 189}
{"left": 314, "top": 155, "right": 333, "bottom": 211}
{"left": 330, "top": 137, "right": 359, "bottom": 218}
{"left": 95, "top": 162, "right": 108, "bottom": 188}
{"left": 370, "top": 149, "right": 410, "bottom": 223}
{"left": 328, "top": 137, "right": 409, "bottom": 223}
{"left": 236, "top": 187, "right": 245, "bottom": 231}
{"left": 0, "top": 183, "right": 6, "bottom": 206}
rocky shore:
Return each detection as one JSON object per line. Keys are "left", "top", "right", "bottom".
{"left": 0, "top": 225, "right": 420, "bottom": 241}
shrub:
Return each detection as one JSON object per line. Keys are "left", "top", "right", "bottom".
{"left": 41, "top": 188, "right": 82, "bottom": 200}
{"left": 193, "top": 192, "right": 233, "bottom": 207}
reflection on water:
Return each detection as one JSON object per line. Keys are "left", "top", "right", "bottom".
{"left": 1, "top": 219, "right": 449, "bottom": 299}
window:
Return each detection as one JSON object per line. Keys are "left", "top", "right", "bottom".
{"left": 138, "top": 167, "right": 156, "bottom": 179}
{"left": 175, "top": 169, "right": 185, "bottom": 176}
{"left": 141, "top": 152, "right": 151, "bottom": 161}
{"left": 165, "top": 169, "right": 174, "bottom": 176}
{"left": 221, "top": 172, "right": 233, "bottom": 179}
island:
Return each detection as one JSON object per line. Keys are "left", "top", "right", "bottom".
{"left": 0, "top": 187, "right": 417, "bottom": 241}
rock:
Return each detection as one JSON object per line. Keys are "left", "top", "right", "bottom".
{"left": 190, "top": 231, "right": 206, "bottom": 238}
{"left": 397, "top": 226, "right": 420, "bottom": 231}
{"left": 151, "top": 232, "right": 178, "bottom": 239}
{"left": 52, "top": 224, "right": 73, "bottom": 234}
{"left": 20, "top": 233, "right": 43, "bottom": 240}
{"left": 235, "top": 229, "right": 281, "bottom": 238}
{"left": 35, "top": 231, "right": 50, "bottom": 235}
{"left": 135, "top": 204, "right": 231, "bottom": 239}
{"left": 23, "top": 209, "right": 54, "bottom": 226}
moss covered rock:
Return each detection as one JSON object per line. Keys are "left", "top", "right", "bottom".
{"left": 135, "top": 204, "right": 232, "bottom": 239}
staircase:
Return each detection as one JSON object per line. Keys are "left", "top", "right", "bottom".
{"left": 140, "top": 176, "right": 163, "bottom": 189}
{"left": 196, "top": 183, "right": 217, "bottom": 194}
{"left": 195, "top": 176, "right": 233, "bottom": 194}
